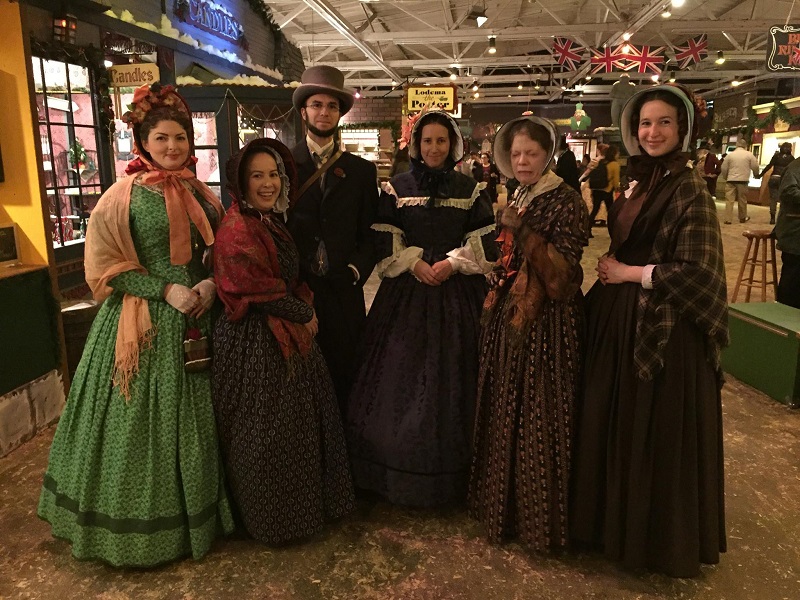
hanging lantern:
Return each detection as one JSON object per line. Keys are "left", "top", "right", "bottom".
{"left": 53, "top": 13, "right": 77, "bottom": 44}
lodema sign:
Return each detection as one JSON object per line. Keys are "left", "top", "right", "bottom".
{"left": 109, "top": 64, "right": 161, "bottom": 87}
{"left": 407, "top": 86, "right": 458, "bottom": 112}
{"left": 767, "top": 24, "right": 800, "bottom": 71}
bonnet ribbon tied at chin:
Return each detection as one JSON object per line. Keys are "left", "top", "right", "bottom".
{"left": 140, "top": 168, "right": 218, "bottom": 265}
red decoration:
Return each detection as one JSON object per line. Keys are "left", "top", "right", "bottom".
{"left": 674, "top": 34, "right": 708, "bottom": 69}
{"left": 553, "top": 38, "right": 585, "bottom": 71}
{"left": 623, "top": 45, "right": 666, "bottom": 74}
{"left": 589, "top": 46, "right": 627, "bottom": 74}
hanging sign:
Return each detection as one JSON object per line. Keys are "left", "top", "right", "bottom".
{"left": 767, "top": 25, "right": 800, "bottom": 71}
{"left": 108, "top": 64, "right": 161, "bottom": 87}
{"left": 407, "top": 86, "right": 458, "bottom": 112}
{"left": 174, "top": 0, "right": 244, "bottom": 45}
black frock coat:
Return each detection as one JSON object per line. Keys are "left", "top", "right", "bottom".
{"left": 287, "top": 140, "right": 378, "bottom": 409}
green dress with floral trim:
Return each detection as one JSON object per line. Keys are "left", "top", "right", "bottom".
{"left": 38, "top": 179, "right": 234, "bottom": 567}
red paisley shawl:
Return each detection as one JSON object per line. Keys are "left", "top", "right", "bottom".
{"left": 214, "top": 201, "right": 314, "bottom": 360}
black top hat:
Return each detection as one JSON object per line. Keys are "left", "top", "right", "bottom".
{"left": 292, "top": 65, "right": 355, "bottom": 116}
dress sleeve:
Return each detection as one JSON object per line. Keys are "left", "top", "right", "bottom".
{"left": 446, "top": 183, "right": 498, "bottom": 274}
{"left": 108, "top": 270, "right": 168, "bottom": 300}
{"left": 372, "top": 182, "right": 423, "bottom": 278}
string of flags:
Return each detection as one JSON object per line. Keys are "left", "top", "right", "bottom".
{"left": 552, "top": 35, "right": 710, "bottom": 74}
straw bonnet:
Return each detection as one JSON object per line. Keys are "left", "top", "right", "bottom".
{"left": 292, "top": 65, "right": 355, "bottom": 116}
{"left": 492, "top": 115, "right": 558, "bottom": 179}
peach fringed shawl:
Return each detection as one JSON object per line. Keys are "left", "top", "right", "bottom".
{"left": 85, "top": 171, "right": 224, "bottom": 398}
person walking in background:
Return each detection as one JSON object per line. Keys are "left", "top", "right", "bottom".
{"left": 571, "top": 84, "right": 728, "bottom": 578}
{"left": 759, "top": 142, "right": 794, "bottom": 224}
{"left": 38, "top": 83, "right": 233, "bottom": 566}
{"left": 347, "top": 110, "right": 497, "bottom": 507}
{"left": 473, "top": 152, "right": 500, "bottom": 203}
{"left": 212, "top": 138, "right": 354, "bottom": 545}
{"left": 696, "top": 141, "right": 721, "bottom": 197}
{"left": 586, "top": 144, "right": 621, "bottom": 229}
{"left": 578, "top": 154, "right": 591, "bottom": 177}
{"left": 555, "top": 134, "right": 581, "bottom": 192}
{"left": 469, "top": 115, "right": 588, "bottom": 552}
{"left": 775, "top": 156, "right": 800, "bottom": 308}
{"left": 288, "top": 65, "right": 378, "bottom": 410}
{"left": 721, "top": 138, "right": 758, "bottom": 224}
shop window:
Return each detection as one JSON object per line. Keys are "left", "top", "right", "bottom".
{"left": 194, "top": 112, "right": 220, "bottom": 199}
{"left": 33, "top": 56, "right": 109, "bottom": 248}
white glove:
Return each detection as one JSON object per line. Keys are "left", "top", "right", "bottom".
{"left": 164, "top": 283, "right": 200, "bottom": 315}
{"left": 192, "top": 278, "right": 216, "bottom": 312}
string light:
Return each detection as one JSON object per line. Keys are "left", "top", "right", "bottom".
{"left": 488, "top": 35, "right": 497, "bottom": 54}
{"left": 715, "top": 51, "right": 725, "bottom": 65}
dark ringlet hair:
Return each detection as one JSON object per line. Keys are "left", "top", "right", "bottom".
{"left": 500, "top": 120, "right": 553, "bottom": 155}
{"left": 629, "top": 89, "right": 691, "bottom": 146}
{"left": 604, "top": 144, "right": 620, "bottom": 161}
{"left": 413, "top": 112, "right": 458, "bottom": 159}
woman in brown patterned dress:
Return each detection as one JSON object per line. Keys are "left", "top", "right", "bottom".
{"left": 469, "top": 116, "right": 589, "bottom": 551}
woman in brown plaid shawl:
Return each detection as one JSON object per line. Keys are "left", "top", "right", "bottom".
{"left": 571, "top": 84, "right": 728, "bottom": 578}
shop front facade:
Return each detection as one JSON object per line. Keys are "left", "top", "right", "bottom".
{"left": 0, "top": 0, "right": 303, "bottom": 456}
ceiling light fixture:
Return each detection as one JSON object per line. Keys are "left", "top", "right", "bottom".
{"left": 671, "top": 0, "right": 685, "bottom": 7}
{"left": 472, "top": 82, "right": 479, "bottom": 92}
{"left": 622, "top": 32, "right": 632, "bottom": 41}
{"left": 518, "top": 83, "right": 523, "bottom": 90}
{"left": 621, "top": 44, "right": 632, "bottom": 54}
{"left": 354, "top": 89, "right": 362, "bottom": 99}
{"left": 450, "top": 71, "right": 457, "bottom": 80}
{"left": 668, "top": 71, "right": 676, "bottom": 83}
{"left": 474, "top": 91, "right": 480, "bottom": 98}
{"left": 661, "top": 6, "right": 672, "bottom": 18}
{"left": 731, "top": 77, "right": 742, "bottom": 87}
{"left": 585, "top": 74, "right": 592, "bottom": 81}
{"left": 488, "top": 35, "right": 497, "bottom": 54}
{"left": 651, "top": 74, "right": 660, "bottom": 82}
{"left": 715, "top": 51, "right": 725, "bottom": 65}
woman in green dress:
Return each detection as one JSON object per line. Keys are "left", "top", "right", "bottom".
{"left": 38, "top": 83, "right": 233, "bottom": 567}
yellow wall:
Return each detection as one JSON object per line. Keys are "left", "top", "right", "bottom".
{"left": 0, "top": 0, "right": 49, "bottom": 265}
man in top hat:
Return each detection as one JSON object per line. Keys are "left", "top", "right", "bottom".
{"left": 287, "top": 65, "right": 378, "bottom": 411}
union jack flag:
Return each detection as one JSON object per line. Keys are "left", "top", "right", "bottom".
{"left": 623, "top": 45, "right": 666, "bottom": 74}
{"left": 553, "top": 38, "right": 585, "bottom": 71}
{"left": 589, "top": 45, "right": 627, "bottom": 74}
{"left": 674, "top": 34, "right": 708, "bottom": 69}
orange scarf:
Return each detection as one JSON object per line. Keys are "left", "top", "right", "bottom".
{"left": 85, "top": 172, "right": 224, "bottom": 399}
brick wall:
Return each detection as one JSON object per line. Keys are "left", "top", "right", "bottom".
{"left": 275, "top": 32, "right": 304, "bottom": 82}
{"left": 341, "top": 96, "right": 403, "bottom": 126}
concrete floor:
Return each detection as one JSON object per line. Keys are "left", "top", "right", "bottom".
{"left": 1, "top": 201, "right": 798, "bottom": 600}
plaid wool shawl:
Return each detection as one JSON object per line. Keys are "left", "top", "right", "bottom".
{"left": 634, "top": 168, "right": 729, "bottom": 382}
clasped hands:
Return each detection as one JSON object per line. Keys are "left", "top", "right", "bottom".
{"left": 164, "top": 279, "right": 216, "bottom": 318}
{"left": 413, "top": 259, "right": 454, "bottom": 286}
{"left": 596, "top": 254, "right": 626, "bottom": 285}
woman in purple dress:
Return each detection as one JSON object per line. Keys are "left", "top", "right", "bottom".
{"left": 347, "top": 111, "right": 498, "bottom": 507}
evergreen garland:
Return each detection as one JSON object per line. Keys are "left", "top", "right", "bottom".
{"left": 709, "top": 100, "right": 800, "bottom": 146}
{"left": 244, "top": 0, "right": 281, "bottom": 37}
{"left": 341, "top": 121, "right": 402, "bottom": 147}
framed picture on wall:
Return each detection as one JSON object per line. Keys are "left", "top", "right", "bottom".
{"left": 0, "top": 222, "right": 20, "bottom": 267}
{"left": 751, "top": 143, "right": 761, "bottom": 162}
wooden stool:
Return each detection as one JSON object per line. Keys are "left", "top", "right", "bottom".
{"left": 732, "top": 229, "right": 778, "bottom": 302}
